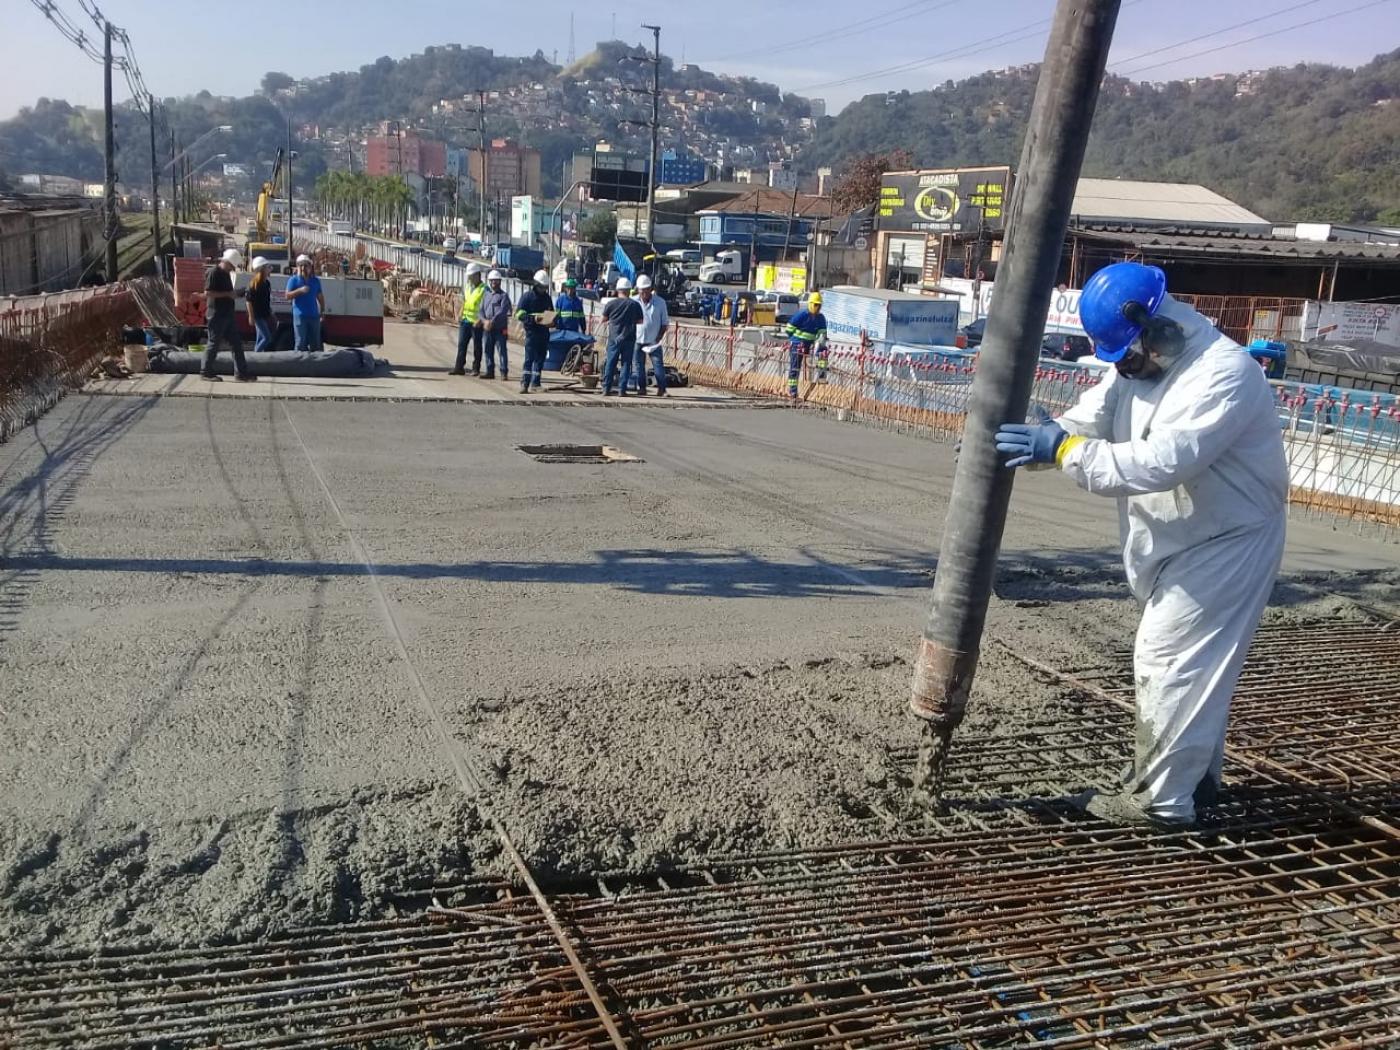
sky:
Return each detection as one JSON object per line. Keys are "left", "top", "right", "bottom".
{"left": 4, "top": 0, "right": 1397, "bottom": 119}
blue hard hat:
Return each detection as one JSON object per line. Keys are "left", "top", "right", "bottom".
{"left": 1079, "top": 262, "right": 1168, "bottom": 363}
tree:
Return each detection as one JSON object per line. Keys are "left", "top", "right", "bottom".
{"left": 578, "top": 209, "right": 617, "bottom": 245}
{"left": 831, "top": 149, "right": 913, "bottom": 214}
{"left": 260, "top": 72, "right": 296, "bottom": 95}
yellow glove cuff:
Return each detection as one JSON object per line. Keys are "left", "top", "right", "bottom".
{"left": 1055, "top": 434, "right": 1085, "bottom": 468}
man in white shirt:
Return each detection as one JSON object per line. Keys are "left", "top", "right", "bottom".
{"left": 634, "top": 274, "right": 670, "bottom": 397}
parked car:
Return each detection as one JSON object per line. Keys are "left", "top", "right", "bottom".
{"left": 772, "top": 294, "right": 802, "bottom": 325}
{"left": 960, "top": 318, "right": 987, "bottom": 347}
{"left": 1041, "top": 330, "right": 1094, "bottom": 361}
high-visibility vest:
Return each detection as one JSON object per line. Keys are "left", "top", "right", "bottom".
{"left": 460, "top": 282, "right": 487, "bottom": 322}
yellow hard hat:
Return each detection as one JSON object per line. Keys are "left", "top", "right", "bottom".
{"left": 808, "top": 292, "right": 822, "bottom": 307}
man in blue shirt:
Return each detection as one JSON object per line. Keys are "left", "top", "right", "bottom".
{"left": 285, "top": 255, "right": 326, "bottom": 352}
{"left": 783, "top": 292, "right": 828, "bottom": 400}
{"left": 600, "top": 278, "right": 644, "bottom": 397}
{"left": 554, "top": 278, "right": 585, "bottom": 333}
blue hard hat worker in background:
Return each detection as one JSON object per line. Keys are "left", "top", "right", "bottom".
{"left": 994, "top": 261, "right": 1288, "bottom": 830}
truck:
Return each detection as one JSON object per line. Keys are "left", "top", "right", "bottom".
{"left": 665, "top": 248, "right": 702, "bottom": 279}
{"left": 328, "top": 219, "right": 353, "bottom": 236}
{"left": 820, "top": 287, "right": 961, "bottom": 347}
{"left": 700, "top": 249, "right": 745, "bottom": 285}
{"left": 492, "top": 244, "right": 545, "bottom": 279}
{"left": 232, "top": 270, "right": 385, "bottom": 348}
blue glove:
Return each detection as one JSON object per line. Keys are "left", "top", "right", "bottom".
{"left": 995, "top": 420, "right": 1067, "bottom": 468}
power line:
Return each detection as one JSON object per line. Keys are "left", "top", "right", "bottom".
{"left": 785, "top": 2, "right": 1161, "bottom": 94}
{"left": 1109, "top": 0, "right": 1330, "bottom": 71}
{"left": 791, "top": 16, "right": 1058, "bottom": 94}
{"left": 1118, "top": 0, "right": 1397, "bottom": 78}
{"left": 25, "top": 0, "right": 104, "bottom": 62}
{"left": 708, "top": 0, "right": 957, "bottom": 65}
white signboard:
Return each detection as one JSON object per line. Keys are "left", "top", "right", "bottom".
{"left": 1302, "top": 301, "right": 1400, "bottom": 349}
{"left": 510, "top": 195, "right": 533, "bottom": 243}
{"left": 937, "top": 277, "right": 1086, "bottom": 333}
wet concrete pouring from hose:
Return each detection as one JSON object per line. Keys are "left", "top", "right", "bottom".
{"left": 3, "top": 397, "right": 1399, "bottom": 1047}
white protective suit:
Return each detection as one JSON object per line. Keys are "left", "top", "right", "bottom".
{"left": 1054, "top": 294, "right": 1288, "bottom": 822}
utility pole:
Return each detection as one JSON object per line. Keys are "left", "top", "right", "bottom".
{"left": 642, "top": 25, "right": 661, "bottom": 245}
{"left": 147, "top": 94, "right": 161, "bottom": 277}
{"left": 908, "top": 0, "right": 1122, "bottom": 803}
{"left": 102, "top": 20, "right": 118, "bottom": 282}
{"left": 476, "top": 91, "right": 488, "bottom": 241}
{"left": 969, "top": 206, "right": 987, "bottom": 321}
{"left": 169, "top": 132, "right": 179, "bottom": 230}
{"left": 780, "top": 183, "right": 799, "bottom": 265}
{"left": 747, "top": 188, "right": 759, "bottom": 291}
{"left": 286, "top": 112, "right": 294, "bottom": 255}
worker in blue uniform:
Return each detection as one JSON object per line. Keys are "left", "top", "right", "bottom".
{"left": 554, "top": 278, "right": 586, "bottom": 333}
{"left": 515, "top": 269, "right": 555, "bottom": 394}
{"left": 784, "top": 292, "right": 828, "bottom": 400}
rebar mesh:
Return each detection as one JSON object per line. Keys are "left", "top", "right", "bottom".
{"left": 5, "top": 621, "right": 1398, "bottom": 1048}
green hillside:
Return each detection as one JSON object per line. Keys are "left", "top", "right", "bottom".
{"left": 801, "top": 49, "right": 1400, "bottom": 224}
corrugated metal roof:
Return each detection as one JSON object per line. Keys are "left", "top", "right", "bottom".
{"left": 1071, "top": 178, "right": 1269, "bottom": 227}
{"left": 697, "top": 190, "right": 832, "bottom": 219}
{"left": 1072, "top": 224, "right": 1400, "bottom": 262}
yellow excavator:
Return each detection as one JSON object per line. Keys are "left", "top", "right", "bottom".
{"left": 247, "top": 147, "right": 290, "bottom": 272}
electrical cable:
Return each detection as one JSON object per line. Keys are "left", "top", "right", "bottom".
{"left": 1118, "top": 0, "right": 1396, "bottom": 78}
{"left": 1109, "top": 0, "right": 1330, "bottom": 70}
{"left": 24, "top": 0, "right": 104, "bottom": 62}
{"left": 708, "top": 0, "right": 959, "bottom": 64}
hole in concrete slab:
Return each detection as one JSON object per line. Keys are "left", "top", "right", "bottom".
{"left": 517, "top": 443, "right": 642, "bottom": 464}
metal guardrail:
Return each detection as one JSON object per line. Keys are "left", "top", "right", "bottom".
{"left": 652, "top": 316, "right": 1400, "bottom": 537}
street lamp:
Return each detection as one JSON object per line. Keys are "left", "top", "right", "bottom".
{"left": 184, "top": 153, "right": 227, "bottom": 220}
{"left": 163, "top": 125, "right": 232, "bottom": 173}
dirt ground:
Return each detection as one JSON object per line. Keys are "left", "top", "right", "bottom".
{"left": 2, "top": 387, "right": 1396, "bottom": 953}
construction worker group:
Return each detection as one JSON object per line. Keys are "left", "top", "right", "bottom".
{"left": 451, "top": 262, "right": 833, "bottom": 402}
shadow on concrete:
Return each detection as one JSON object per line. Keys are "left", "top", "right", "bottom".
{"left": 995, "top": 549, "right": 1398, "bottom": 611}
{"left": 2, "top": 546, "right": 935, "bottom": 599}
{"left": 1, "top": 395, "right": 161, "bottom": 641}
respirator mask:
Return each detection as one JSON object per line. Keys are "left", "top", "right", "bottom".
{"left": 1114, "top": 306, "right": 1186, "bottom": 381}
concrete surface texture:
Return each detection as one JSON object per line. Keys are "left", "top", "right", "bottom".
{"left": 1, "top": 390, "right": 1396, "bottom": 951}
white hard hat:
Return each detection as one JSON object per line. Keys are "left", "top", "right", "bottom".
{"left": 250, "top": 256, "right": 268, "bottom": 271}
{"left": 615, "top": 276, "right": 632, "bottom": 291}
{"left": 296, "top": 254, "right": 312, "bottom": 264}
{"left": 466, "top": 261, "right": 485, "bottom": 275}
{"left": 635, "top": 274, "right": 653, "bottom": 289}
{"left": 487, "top": 269, "right": 503, "bottom": 281}
{"left": 221, "top": 248, "right": 243, "bottom": 266}
{"left": 532, "top": 268, "right": 550, "bottom": 285}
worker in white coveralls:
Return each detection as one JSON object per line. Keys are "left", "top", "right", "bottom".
{"left": 994, "top": 262, "right": 1288, "bottom": 828}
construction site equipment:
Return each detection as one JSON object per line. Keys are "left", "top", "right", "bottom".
{"left": 248, "top": 147, "right": 290, "bottom": 272}
{"left": 909, "top": 0, "right": 1124, "bottom": 805}
{"left": 231, "top": 269, "right": 385, "bottom": 347}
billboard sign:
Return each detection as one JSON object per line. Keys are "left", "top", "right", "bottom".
{"left": 876, "top": 166, "right": 1012, "bottom": 234}
{"left": 589, "top": 150, "right": 649, "bottom": 202}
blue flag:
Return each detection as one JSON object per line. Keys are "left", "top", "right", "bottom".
{"left": 612, "top": 241, "right": 636, "bottom": 283}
